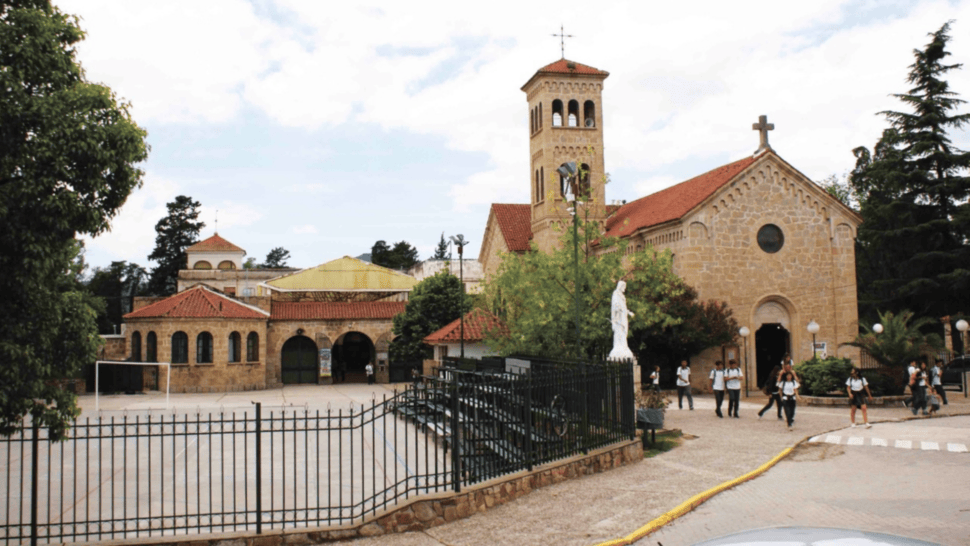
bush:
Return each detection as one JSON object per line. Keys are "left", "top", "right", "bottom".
{"left": 861, "top": 367, "right": 906, "bottom": 396}
{"left": 793, "top": 357, "right": 854, "bottom": 396}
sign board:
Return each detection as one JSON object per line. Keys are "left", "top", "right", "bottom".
{"left": 319, "top": 348, "right": 332, "bottom": 377}
{"left": 813, "top": 341, "right": 827, "bottom": 358}
{"left": 506, "top": 358, "right": 531, "bottom": 375}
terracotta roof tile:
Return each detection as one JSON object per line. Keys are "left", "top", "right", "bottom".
{"left": 424, "top": 308, "right": 509, "bottom": 344}
{"left": 124, "top": 286, "right": 268, "bottom": 319}
{"left": 492, "top": 204, "right": 533, "bottom": 253}
{"left": 271, "top": 302, "right": 407, "bottom": 320}
{"left": 604, "top": 155, "right": 759, "bottom": 239}
{"left": 186, "top": 233, "right": 245, "bottom": 253}
{"left": 535, "top": 58, "right": 609, "bottom": 76}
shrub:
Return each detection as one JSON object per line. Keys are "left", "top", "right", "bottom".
{"left": 861, "top": 368, "right": 906, "bottom": 396}
{"left": 793, "top": 357, "right": 854, "bottom": 396}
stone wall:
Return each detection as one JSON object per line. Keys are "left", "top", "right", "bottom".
{"left": 125, "top": 318, "right": 268, "bottom": 393}
{"left": 91, "top": 439, "right": 641, "bottom": 546}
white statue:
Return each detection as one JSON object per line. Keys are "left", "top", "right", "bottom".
{"left": 609, "top": 280, "right": 635, "bottom": 360}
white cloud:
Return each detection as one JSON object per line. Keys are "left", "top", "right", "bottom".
{"left": 292, "top": 224, "right": 319, "bottom": 234}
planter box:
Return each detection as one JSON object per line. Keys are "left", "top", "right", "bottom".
{"left": 636, "top": 408, "right": 664, "bottom": 428}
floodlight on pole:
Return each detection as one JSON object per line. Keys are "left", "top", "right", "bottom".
{"left": 449, "top": 234, "right": 468, "bottom": 359}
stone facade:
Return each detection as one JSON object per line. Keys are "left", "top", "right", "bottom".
{"left": 177, "top": 269, "right": 297, "bottom": 297}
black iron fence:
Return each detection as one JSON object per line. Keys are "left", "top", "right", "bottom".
{"left": 1, "top": 359, "right": 634, "bottom": 545}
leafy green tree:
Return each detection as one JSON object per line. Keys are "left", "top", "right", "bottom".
{"left": 629, "top": 283, "right": 739, "bottom": 366}
{"left": 243, "top": 257, "right": 257, "bottom": 269}
{"left": 371, "top": 240, "right": 420, "bottom": 270}
{"left": 86, "top": 261, "right": 147, "bottom": 334}
{"left": 0, "top": 0, "right": 148, "bottom": 437}
{"left": 850, "top": 22, "right": 970, "bottom": 320}
{"left": 391, "top": 272, "right": 470, "bottom": 363}
{"left": 147, "top": 196, "right": 203, "bottom": 295}
{"left": 433, "top": 233, "right": 449, "bottom": 260}
{"left": 484, "top": 213, "right": 683, "bottom": 360}
{"left": 370, "top": 240, "right": 390, "bottom": 266}
{"left": 262, "top": 247, "right": 291, "bottom": 268}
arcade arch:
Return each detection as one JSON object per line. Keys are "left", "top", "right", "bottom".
{"left": 333, "top": 331, "right": 375, "bottom": 382}
{"left": 752, "top": 298, "right": 794, "bottom": 387}
{"left": 281, "top": 335, "right": 318, "bottom": 384}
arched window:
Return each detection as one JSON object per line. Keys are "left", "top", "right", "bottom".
{"left": 578, "top": 163, "right": 591, "bottom": 199}
{"left": 171, "top": 332, "right": 188, "bottom": 364}
{"left": 568, "top": 100, "right": 579, "bottom": 127}
{"left": 146, "top": 332, "right": 157, "bottom": 363}
{"left": 228, "top": 332, "right": 241, "bottom": 363}
{"left": 540, "top": 167, "right": 544, "bottom": 198}
{"left": 530, "top": 109, "right": 535, "bottom": 134}
{"left": 552, "top": 99, "right": 563, "bottom": 126}
{"left": 583, "top": 100, "right": 596, "bottom": 127}
{"left": 196, "top": 332, "right": 213, "bottom": 364}
{"left": 247, "top": 332, "right": 259, "bottom": 362}
{"left": 539, "top": 102, "right": 543, "bottom": 128}
{"left": 559, "top": 163, "right": 570, "bottom": 197}
{"left": 217, "top": 260, "right": 236, "bottom": 270}
{"left": 194, "top": 261, "right": 212, "bottom": 270}
{"left": 535, "top": 170, "right": 540, "bottom": 202}
{"left": 131, "top": 331, "right": 142, "bottom": 362}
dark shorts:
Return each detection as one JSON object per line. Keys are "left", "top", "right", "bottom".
{"left": 850, "top": 391, "right": 867, "bottom": 408}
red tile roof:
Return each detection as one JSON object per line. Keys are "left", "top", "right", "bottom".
{"left": 124, "top": 286, "right": 268, "bottom": 319}
{"left": 186, "top": 233, "right": 245, "bottom": 253}
{"left": 604, "top": 155, "right": 759, "bottom": 239}
{"left": 522, "top": 58, "right": 609, "bottom": 90}
{"left": 271, "top": 302, "right": 407, "bottom": 321}
{"left": 424, "top": 308, "right": 509, "bottom": 344}
{"left": 492, "top": 203, "right": 533, "bottom": 253}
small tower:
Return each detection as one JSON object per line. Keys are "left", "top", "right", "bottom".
{"left": 521, "top": 59, "right": 609, "bottom": 253}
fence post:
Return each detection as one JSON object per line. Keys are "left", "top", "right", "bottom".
{"left": 30, "top": 419, "right": 39, "bottom": 546}
{"left": 255, "top": 402, "right": 262, "bottom": 534}
{"left": 524, "top": 369, "right": 533, "bottom": 472}
{"left": 451, "top": 371, "right": 461, "bottom": 493}
{"left": 582, "top": 362, "right": 590, "bottom": 454}
{"left": 624, "top": 359, "right": 635, "bottom": 439}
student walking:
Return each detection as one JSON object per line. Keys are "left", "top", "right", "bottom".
{"left": 365, "top": 362, "right": 375, "bottom": 385}
{"left": 846, "top": 368, "right": 873, "bottom": 428}
{"left": 676, "top": 360, "right": 694, "bottom": 410}
{"left": 710, "top": 361, "right": 726, "bottom": 418}
{"left": 758, "top": 365, "right": 783, "bottom": 420}
{"left": 911, "top": 362, "right": 929, "bottom": 415}
{"left": 904, "top": 361, "right": 918, "bottom": 407}
{"left": 649, "top": 365, "right": 661, "bottom": 392}
{"left": 779, "top": 370, "right": 800, "bottom": 430}
{"left": 725, "top": 359, "right": 743, "bottom": 418}
{"left": 931, "top": 359, "right": 948, "bottom": 405}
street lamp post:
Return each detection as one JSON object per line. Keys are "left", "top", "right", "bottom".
{"left": 739, "top": 327, "right": 750, "bottom": 397}
{"left": 556, "top": 162, "right": 582, "bottom": 359}
{"left": 449, "top": 234, "right": 468, "bottom": 359}
{"left": 807, "top": 319, "right": 820, "bottom": 359}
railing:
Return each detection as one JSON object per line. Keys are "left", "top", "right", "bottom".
{"left": 0, "top": 359, "right": 634, "bottom": 545}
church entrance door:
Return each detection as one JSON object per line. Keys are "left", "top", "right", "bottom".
{"left": 755, "top": 323, "right": 790, "bottom": 388}
{"left": 334, "top": 332, "right": 375, "bottom": 383}
{"left": 281, "top": 335, "right": 318, "bottom": 384}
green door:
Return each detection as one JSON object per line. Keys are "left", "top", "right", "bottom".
{"left": 281, "top": 335, "right": 318, "bottom": 384}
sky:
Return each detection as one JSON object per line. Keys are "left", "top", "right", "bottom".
{"left": 63, "top": 0, "right": 970, "bottom": 272}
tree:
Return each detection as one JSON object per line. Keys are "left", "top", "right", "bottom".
{"left": 0, "top": 0, "right": 149, "bottom": 437}
{"left": 484, "top": 213, "right": 683, "bottom": 360}
{"left": 629, "top": 283, "right": 739, "bottom": 367}
{"left": 850, "top": 22, "right": 970, "bottom": 320}
{"left": 371, "top": 240, "right": 420, "bottom": 270}
{"left": 86, "top": 261, "right": 148, "bottom": 334}
{"left": 262, "top": 247, "right": 290, "bottom": 269}
{"left": 147, "top": 196, "right": 203, "bottom": 296}
{"left": 370, "top": 240, "right": 390, "bottom": 266}
{"left": 391, "top": 272, "right": 471, "bottom": 363}
{"left": 433, "top": 233, "right": 449, "bottom": 260}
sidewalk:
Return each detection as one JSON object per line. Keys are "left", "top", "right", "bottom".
{"left": 338, "top": 389, "right": 970, "bottom": 546}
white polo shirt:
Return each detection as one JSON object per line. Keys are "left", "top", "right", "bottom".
{"left": 709, "top": 368, "right": 725, "bottom": 390}
{"left": 676, "top": 366, "right": 690, "bottom": 387}
{"left": 725, "top": 367, "right": 743, "bottom": 390}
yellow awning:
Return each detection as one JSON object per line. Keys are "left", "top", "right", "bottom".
{"left": 264, "top": 256, "right": 418, "bottom": 291}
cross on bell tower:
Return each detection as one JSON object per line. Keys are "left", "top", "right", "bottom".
{"left": 752, "top": 115, "right": 774, "bottom": 152}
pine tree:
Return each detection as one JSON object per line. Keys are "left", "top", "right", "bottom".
{"left": 262, "top": 247, "right": 291, "bottom": 268}
{"left": 433, "top": 233, "right": 449, "bottom": 260}
{"left": 850, "top": 22, "right": 970, "bottom": 320}
{"left": 147, "top": 196, "right": 204, "bottom": 295}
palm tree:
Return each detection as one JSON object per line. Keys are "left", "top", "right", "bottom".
{"left": 843, "top": 310, "right": 943, "bottom": 368}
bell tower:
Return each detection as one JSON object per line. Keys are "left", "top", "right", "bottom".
{"left": 521, "top": 59, "right": 609, "bottom": 253}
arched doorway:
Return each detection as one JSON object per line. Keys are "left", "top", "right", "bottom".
{"left": 281, "top": 335, "right": 318, "bottom": 384}
{"left": 753, "top": 299, "right": 793, "bottom": 388}
{"left": 333, "top": 332, "right": 375, "bottom": 383}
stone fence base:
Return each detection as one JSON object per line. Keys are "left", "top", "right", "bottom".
{"left": 91, "top": 439, "right": 643, "bottom": 546}
{"left": 801, "top": 394, "right": 907, "bottom": 407}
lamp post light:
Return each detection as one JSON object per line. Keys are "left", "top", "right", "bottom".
{"left": 872, "top": 323, "right": 883, "bottom": 335}
{"left": 739, "top": 326, "right": 750, "bottom": 397}
{"left": 449, "top": 234, "right": 468, "bottom": 359}
{"left": 556, "top": 162, "right": 582, "bottom": 359}
{"left": 807, "top": 319, "right": 820, "bottom": 359}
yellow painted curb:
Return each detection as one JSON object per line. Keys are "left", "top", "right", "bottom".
{"left": 591, "top": 446, "right": 795, "bottom": 546}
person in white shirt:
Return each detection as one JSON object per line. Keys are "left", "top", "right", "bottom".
{"left": 649, "top": 365, "right": 660, "bottom": 392}
{"left": 845, "top": 368, "right": 873, "bottom": 428}
{"left": 931, "top": 358, "right": 947, "bottom": 405}
{"left": 365, "top": 362, "right": 375, "bottom": 385}
{"left": 911, "top": 361, "right": 930, "bottom": 416}
{"left": 778, "top": 370, "right": 800, "bottom": 430}
{"left": 676, "top": 360, "right": 694, "bottom": 410}
{"left": 904, "top": 361, "right": 918, "bottom": 407}
{"left": 709, "top": 361, "right": 726, "bottom": 418}
{"left": 725, "top": 359, "right": 743, "bottom": 418}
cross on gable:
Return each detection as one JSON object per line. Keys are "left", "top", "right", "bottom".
{"left": 752, "top": 115, "right": 774, "bottom": 152}
{"left": 551, "top": 24, "right": 574, "bottom": 59}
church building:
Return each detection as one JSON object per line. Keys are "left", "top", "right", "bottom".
{"left": 479, "top": 58, "right": 863, "bottom": 393}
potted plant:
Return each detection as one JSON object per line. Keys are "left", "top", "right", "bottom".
{"left": 636, "top": 388, "right": 670, "bottom": 429}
